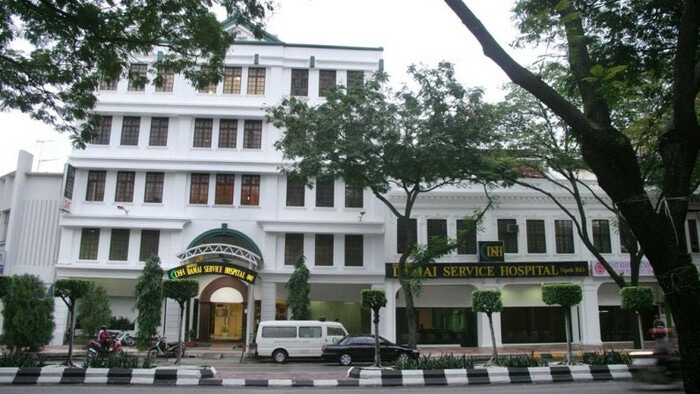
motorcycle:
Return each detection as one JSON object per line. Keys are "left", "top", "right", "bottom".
{"left": 629, "top": 348, "right": 682, "bottom": 390}
{"left": 147, "top": 336, "right": 185, "bottom": 358}
{"left": 116, "top": 330, "right": 135, "bottom": 347}
{"left": 86, "top": 334, "right": 124, "bottom": 358}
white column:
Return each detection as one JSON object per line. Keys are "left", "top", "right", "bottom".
{"left": 246, "top": 282, "right": 256, "bottom": 352}
{"left": 378, "top": 281, "right": 398, "bottom": 342}
{"left": 260, "top": 280, "right": 276, "bottom": 322}
{"left": 579, "top": 281, "right": 602, "bottom": 345}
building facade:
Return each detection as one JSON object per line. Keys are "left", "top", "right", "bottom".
{"left": 26, "top": 24, "right": 693, "bottom": 350}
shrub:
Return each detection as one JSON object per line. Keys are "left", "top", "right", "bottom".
{"left": 83, "top": 352, "right": 154, "bottom": 368}
{"left": 496, "top": 352, "right": 542, "bottom": 367}
{"left": 109, "top": 316, "right": 134, "bottom": 330}
{"left": 581, "top": 349, "right": 631, "bottom": 365}
{"left": 0, "top": 352, "right": 45, "bottom": 367}
{"left": 396, "top": 353, "right": 474, "bottom": 370}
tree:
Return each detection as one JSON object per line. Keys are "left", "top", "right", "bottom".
{"left": 286, "top": 255, "right": 310, "bottom": 320}
{"left": 620, "top": 286, "right": 654, "bottom": 350}
{"left": 53, "top": 279, "right": 91, "bottom": 366}
{"left": 444, "top": 1, "right": 700, "bottom": 389}
{"left": 0, "top": 274, "right": 54, "bottom": 353}
{"left": 162, "top": 280, "right": 199, "bottom": 365}
{"left": 1, "top": 0, "right": 272, "bottom": 145}
{"left": 268, "top": 62, "right": 512, "bottom": 348}
{"left": 471, "top": 289, "right": 502, "bottom": 365}
{"left": 542, "top": 283, "right": 582, "bottom": 365}
{"left": 361, "top": 289, "right": 387, "bottom": 368}
{"left": 135, "top": 255, "right": 164, "bottom": 350}
{"left": 77, "top": 282, "right": 112, "bottom": 340}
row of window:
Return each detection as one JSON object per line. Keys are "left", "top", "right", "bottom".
{"left": 284, "top": 233, "right": 364, "bottom": 267}
{"left": 398, "top": 218, "right": 626, "bottom": 255}
{"left": 101, "top": 64, "right": 365, "bottom": 97}
{"left": 93, "top": 116, "right": 263, "bottom": 149}
{"left": 286, "top": 178, "right": 363, "bottom": 208}
{"left": 86, "top": 170, "right": 261, "bottom": 206}
{"left": 79, "top": 228, "right": 160, "bottom": 261}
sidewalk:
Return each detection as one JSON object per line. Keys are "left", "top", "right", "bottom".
{"left": 0, "top": 342, "right": 639, "bottom": 387}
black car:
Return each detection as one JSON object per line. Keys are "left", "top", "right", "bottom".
{"left": 321, "top": 334, "right": 419, "bottom": 366}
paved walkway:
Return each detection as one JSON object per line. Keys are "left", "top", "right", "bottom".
{"left": 0, "top": 342, "right": 643, "bottom": 387}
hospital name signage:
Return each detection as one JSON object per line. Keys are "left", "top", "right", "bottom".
{"left": 168, "top": 261, "right": 257, "bottom": 284}
{"left": 385, "top": 261, "right": 588, "bottom": 279}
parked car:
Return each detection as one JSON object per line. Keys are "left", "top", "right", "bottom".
{"left": 321, "top": 334, "right": 419, "bottom": 366}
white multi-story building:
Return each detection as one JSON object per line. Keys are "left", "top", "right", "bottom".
{"left": 7, "top": 23, "right": 687, "bottom": 350}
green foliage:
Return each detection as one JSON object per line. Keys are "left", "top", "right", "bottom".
{"left": 0, "top": 352, "right": 46, "bottom": 367}
{"left": 83, "top": 352, "right": 145, "bottom": 368}
{"left": 471, "top": 290, "right": 503, "bottom": 315}
{"left": 620, "top": 286, "right": 654, "bottom": 312}
{"left": 54, "top": 279, "right": 91, "bottom": 308}
{"left": 496, "top": 352, "right": 542, "bottom": 367}
{"left": 109, "top": 316, "right": 134, "bottom": 330}
{"left": 163, "top": 280, "right": 199, "bottom": 307}
{"left": 286, "top": 256, "right": 310, "bottom": 320}
{"left": 581, "top": 349, "right": 631, "bottom": 365}
{"left": 541, "top": 283, "right": 582, "bottom": 307}
{"left": 135, "top": 255, "right": 164, "bottom": 349}
{"left": 0, "top": 274, "right": 55, "bottom": 351}
{"left": 0, "top": 276, "right": 11, "bottom": 298}
{"left": 77, "top": 282, "right": 112, "bottom": 339}
{"left": 397, "top": 353, "right": 474, "bottom": 370}
{"left": 2, "top": 0, "right": 273, "bottom": 144}
{"left": 361, "top": 290, "right": 387, "bottom": 311}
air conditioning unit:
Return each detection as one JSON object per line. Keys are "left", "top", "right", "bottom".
{"left": 506, "top": 224, "right": 519, "bottom": 234}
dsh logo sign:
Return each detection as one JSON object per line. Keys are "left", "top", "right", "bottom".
{"left": 479, "top": 241, "right": 504, "bottom": 262}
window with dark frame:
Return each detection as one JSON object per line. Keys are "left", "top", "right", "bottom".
{"left": 223, "top": 67, "right": 242, "bottom": 94}
{"left": 241, "top": 174, "right": 260, "bottom": 206}
{"left": 144, "top": 172, "right": 164, "bottom": 203}
{"left": 319, "top": 70, "right": 337, "bottom": 97}
{"left": 284, "top": 233, "right": 304, "bottom": 265}
{"left": 347, "top": 70, "right": 364, "bottom": 89}
{"left": 688, "top": 219, "right": 700, "bottom": 253}
{"left": 79, "top": 228, "right": 100, "bottom": 260}
{"left": 99, "top": 78, "right": 118, "bottom": 91}
{"left": 243, "top": 120, "right": 262, "bottom": 149}
{"left": 427, "top": 219, "right": 447, "bottom": 250}
{"left": 497, "top": 219, "right": 519, "bottom": 253}
{"left": 109, "top": 229, "right": 130, "bottom": 261}
{"left": 139, "top": 229, "right": 160, "bottom": 261}
{"left": 193, "top": 118, "right": 213, "bottom": 148}
{"left": 344, "top": 185, "right": 363, "bottom": 208}
{"left": 94, "top": 116, "right": 112, "bottom": 145}
{"left": 526, "top": 219, "right": 546, "bottom": 253}
{"left": 456, "top": 219, "right": 477, "bottom": 255}
{"left": 115, "top": 171, "right": 135, "bottom": 202}
{"left": 120, "top": 116, "right": 140, "bottom": 145}
{"left": 127, "top": 64, "right": 147, "bottom": 91}
{"left": 215, "top": 173, "right": 235, "bottom": 205}
{"left": 315, "top": 178, "right": 334, "bottom": 207}
{"left": 344, "top": 234, "right": 363, "bottom": 266}
{"left": 189, "top": 173, "right": 209, "bottom": 204}
{"left": 554, "top": 220, "right": 575, "bottom": 254}
{"left": 315, "top": 234, "right": 334, "bottom": 266}
{"left": 592, "top": 219, "right": 612, "bottom": 253}
{"left": 247, "top": 67, "right": 266, "bottom": 95}
{"left": 149, "top": 117, "right": 169, "bottom": 146}
{"left": 155, "top": 70, "right": 174, "bottom": 92}
{"left": 291, "top": 69, "right": 309, "bottom": 96}
{"left": 619, "top": 222, "right": 635, "bottom": 253}
{"left": 286, "top": 178, "right": 306, "bottom": 207}
{"left": 86, "top": 170, "right": 106, "bottom": 201}
{"left": 219, "top": 119, "right": 238, "bottom": 148}
{"left": 396, "top": 218, "right": 417, "bottom": 254}
{"left": 197, "top": 66, "right": 217, "bottom": 94}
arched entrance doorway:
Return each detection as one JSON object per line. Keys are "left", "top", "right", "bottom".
{"left": 170, "top": 225, "right": 263, "bottom": 348}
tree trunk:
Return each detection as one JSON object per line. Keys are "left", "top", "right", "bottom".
{"left": 402, "top": 283, "right": 418, "bottom": 349}
{"left": 373, "top": 308, "right": 381, "bottom": 368}
{"left": 66, "top": 304, "right": 76, "bottom": 366}
{"left": 487, "top": 312, "right": 498, "bottom": 365}
{"left": 564, "top": 307, "right": 572, "bottom": 364}
{"left": 176, "top": 303, "right": 184, "bottom": 365}
{"left": 636, "top": 312, "right": 645, "bottom": 350}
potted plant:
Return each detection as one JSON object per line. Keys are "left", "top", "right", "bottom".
{"left": 185, "top": 329, "right": 197, "bottom": 347}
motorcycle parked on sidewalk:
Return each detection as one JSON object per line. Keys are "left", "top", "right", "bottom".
{"left": 86, "top": 335, "right": 124, "bottom": 358}
{"left": 147, "top": 336, "right": 185, "bottom": 358}
{"left": 116, "top": 330, "right": 135, "bottom": 346}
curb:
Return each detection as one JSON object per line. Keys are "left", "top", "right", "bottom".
{"left": 347, "top": 364, "right": 633, "bottom": 386}
{"left": 0, "top": 366, "right": 216, "bottom": 385}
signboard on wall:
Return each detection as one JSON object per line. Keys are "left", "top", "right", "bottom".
{"left": 61, "top": 164, "right": 76, "bottom": 213}
{"left": 168, "top": 261, "right": 258, "bottom": 284}
{"left": 478, "top": 241, "right": 504, "bottom": 262}
{"left": 592, "top": 261, "right": 655, "bottom": 277}
{"left": 385, "top": 261, "right": 589, "bottom": 279}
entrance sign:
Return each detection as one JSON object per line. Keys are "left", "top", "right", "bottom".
{"left": 385, "top": 261, "right": 588, "bottom": 279}
{"left": 479, "top": 241, "right": 504, "bottom": 262}
{"left": 168, "top": 261, "right": 258, "bottom": 284}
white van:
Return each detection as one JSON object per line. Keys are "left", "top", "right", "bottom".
{"left": 255, "top": 320, "right": 348, "bottom": 363}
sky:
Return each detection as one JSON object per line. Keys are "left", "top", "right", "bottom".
{"left": 0, "top": 0, "right": 534, "bottom": 176}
